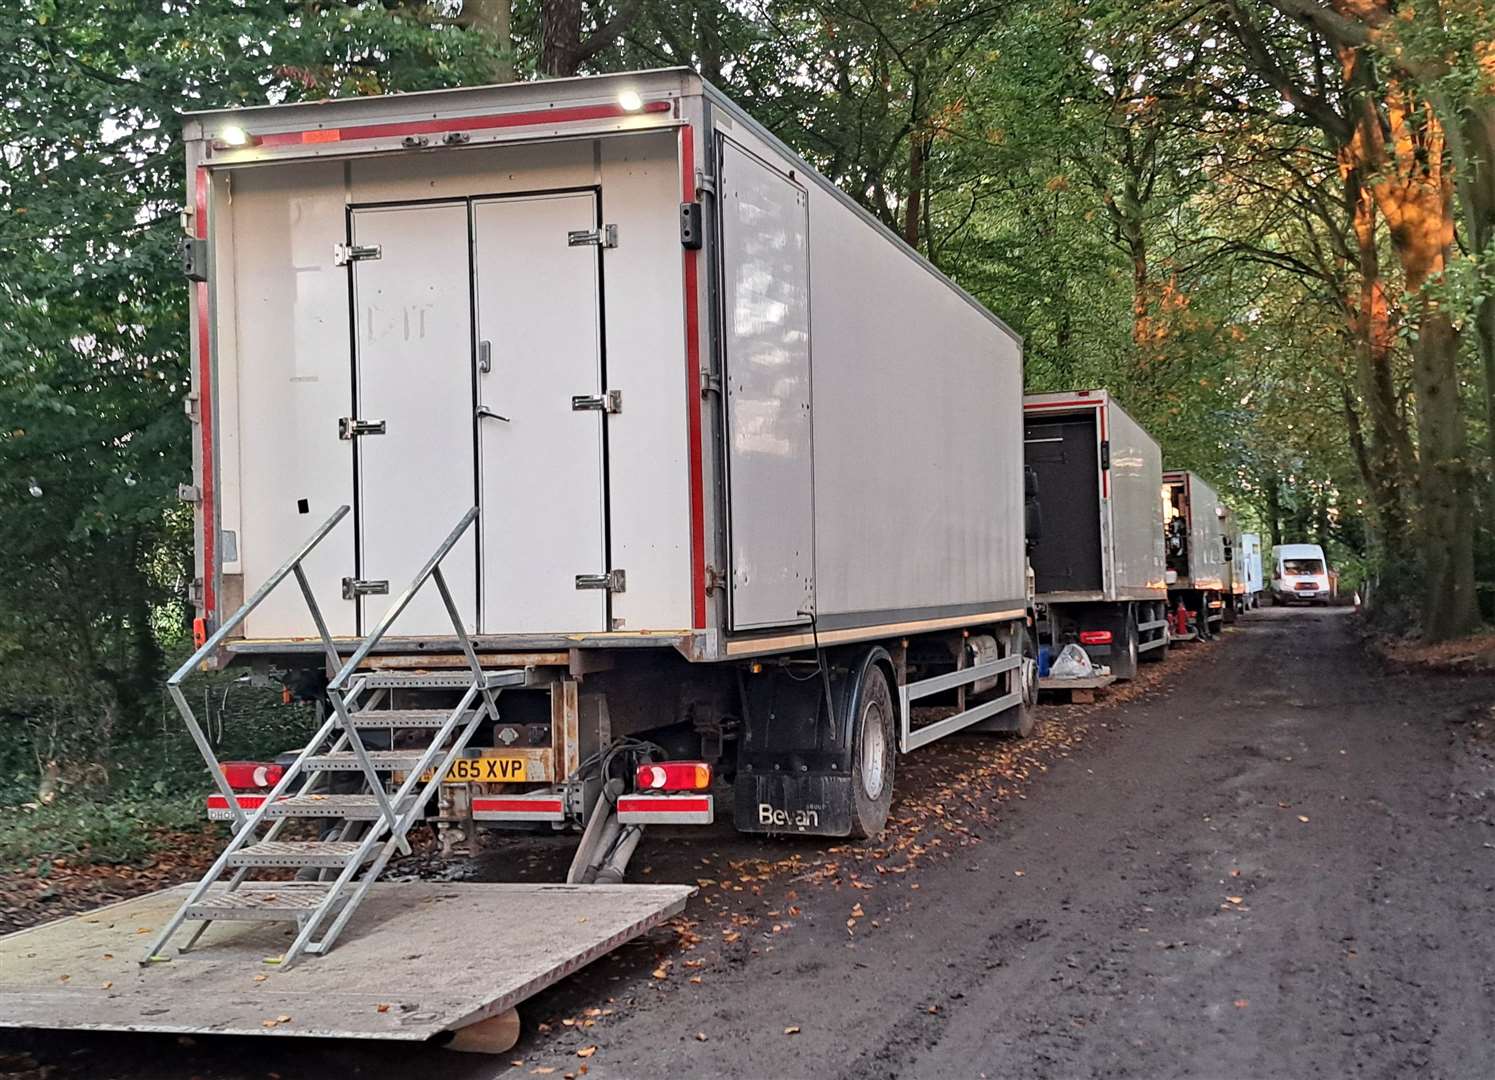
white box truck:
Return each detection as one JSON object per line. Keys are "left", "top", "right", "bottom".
{"left": 1023, "top": 391, "right": 1169, "bottom": 679}
{"left": 1162, "top": 470, "right": 1229, "bottom": 639}
{"left": 1, "top": 67, "right": 1041, "bottom": 1052}
{"left": 172, "top": 66, "right": 1033, "bottom": 877}
{"left": 1240, "top": 532, "right": 1264, "bottom": 609}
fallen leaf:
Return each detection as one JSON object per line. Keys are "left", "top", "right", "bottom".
{"left": 695, "top": 1031, "right": 708, "bottom": 1042}
{"left": 253, "top": 974, "right": 268, "bottom": 983}
{"left": 376, "top": 1003, "right": 390, "bottom": 1013}
{"left": 577, "top": 1046, "right": 597, "bottom": 1058}
{"left": 1234, "top": 999, "right": 1249, "bottom": 1008}
{"left": 275, "top": 1015, "right": 291, "bottom": 1024}
{"left": 1297, "top": 815, "right": 1310, "bottom": 823}
{"left": 1226, "top": 896, "right": 1244, "bottom": 905}
{"left": 101, "top": 981, "right": 113, "bottom": 990}
{"left": 689, "top": 976, "right": 702, "bottom": 985}
{"left": 532, "top": 1069, "right": 556, "bottom": 1076}
{"left": 651, "top": 967, "right": 668, "bottom": 980}
{"left": 784, "top": 1025, "right": 801, "bottom": 1035}
{"left": 511, "top": 1061, "right": 524, "bottom": 1068}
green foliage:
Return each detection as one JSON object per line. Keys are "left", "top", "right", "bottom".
{"left": 0, "top": 1, "right": 502, "bottom": 789}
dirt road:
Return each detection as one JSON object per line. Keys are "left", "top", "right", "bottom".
{"left": 6, "top": 606, "right": 1495, "bottom": 1079}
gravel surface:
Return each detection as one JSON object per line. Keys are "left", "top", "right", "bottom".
{"left": 5, "top": 606, "right": 1494, "bottom": 1079}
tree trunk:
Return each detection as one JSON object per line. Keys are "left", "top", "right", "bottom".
{"left": 904, "top": 132, "right": 924, "bottom": 251}
{"left": 1412, "top": 304, "right": 1478, "bottom": 639}
{"left": 463, "top": 0, "right": 515, "bottom": 83}
{"left": 540, "top": 0, "right": 584, "bottom": 76}
{"left": 1368, "top": 86, "right": 1477, "bottom": 639}
{"left": 1341, "top": 151, "right": 1413, "bottom": 554}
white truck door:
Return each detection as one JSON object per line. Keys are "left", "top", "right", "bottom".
{"left": 719, "top": 140, "right": 815, "bottom": 631}
{"left": 472, "top": 192, "right": 608, "bottom": 633}
{"left": 349, "top": 202, "right": 478, "bottom": 634}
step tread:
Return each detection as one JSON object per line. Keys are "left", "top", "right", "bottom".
{"left": 266, "top": 793, "right": 414, "bottom": 819}
{"left": 225, "top": 841, "right": 371, "bottom": 868}
{"left": 184, "top": 882, "right": 340, "bottom": 920}
{"left": 345, "top": 708, "right": 479, "bottom": 728}
{"left": 357, "top": 669, "right": 527, "bottom": 691}
{"left": 303, "top": 749, "right": 428, "bottom": 771}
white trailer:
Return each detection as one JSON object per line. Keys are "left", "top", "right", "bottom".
{"left": 1162, "top": 470, "right": 1229, "bottom": 639}
{"left": 167, "top": 65, "right": 1030, "bottom": 900}
{"left": 1023, "top": 391, "right": 1168, "bottom": 679}
{"left": 1239, "top": 532, "right": 1264, "bottom": 608}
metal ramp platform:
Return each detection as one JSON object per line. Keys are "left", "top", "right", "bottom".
{"left": 0, "top": 882, "right": 692, "bottom": 1043}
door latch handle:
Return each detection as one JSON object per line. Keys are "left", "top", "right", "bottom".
{"left": 476, "top": 405, "right": 510, "bottom": 423}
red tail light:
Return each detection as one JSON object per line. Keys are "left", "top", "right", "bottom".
{"left": 220, "top": 761, "right": 284, "bottom": 791}
{"left": 635, "top": 761, "right": 713, "bottom": 792}
{"left": 1079, "top": 630, "right": 1113, "bottom": 645}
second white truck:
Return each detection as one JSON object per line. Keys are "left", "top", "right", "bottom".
{"left": 1023, "top": 391, "right": 1169, "bottom": 679}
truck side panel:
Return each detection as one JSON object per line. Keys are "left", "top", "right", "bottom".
{"left": 1185, "top": 473, "right": 1228, "bottom": 590}
{"left": 710, "top": 116, "right": 1026, "bottom": 631}
{"left": 1105, "top": 400, "right": 1166, "bottom": 597}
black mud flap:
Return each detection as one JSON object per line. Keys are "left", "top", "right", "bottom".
{"left": 733, "top": 771, "right": 854, "bottom": 837}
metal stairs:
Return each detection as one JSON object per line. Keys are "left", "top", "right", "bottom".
{"left": 143, "top": 506, "right": 515, "bottom": 969}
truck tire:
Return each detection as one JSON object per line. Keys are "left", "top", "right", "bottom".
{"left": 847, "top": 662, "right": 896, "bottom": 839}
{"left": 1011, "top": 627, "right": 1041, "bottom": 738}
{"left": 1112, "top": 608, "right": 1140, "bottom": 681}
{"left": 1195, "top": 594, "right": 1213, "bottom": 641}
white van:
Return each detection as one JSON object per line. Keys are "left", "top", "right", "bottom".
{"left": 1272, "top": 543, "right": 1331, "bottom": 604}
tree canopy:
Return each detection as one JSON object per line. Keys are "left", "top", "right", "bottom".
{"left": 3, "top": 0, "right": 1494, "bottom": 777}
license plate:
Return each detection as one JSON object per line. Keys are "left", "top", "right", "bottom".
{"left": 421, "top": 757, "right": 529, "bottom": 784}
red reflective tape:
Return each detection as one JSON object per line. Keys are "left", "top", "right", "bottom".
{"left": 256, "top": 101, "right": 671, "bottom": 148}
{"left": 617, "top": 796, "right": 713, "bottom": 814}
{"left": 681, "top": 124, "right": 707, "bottom": 629}
{"left": 195, "top": 167, "right": 216, "bottom": 621}
{"left": 471, "top": 797, "right": 565, "bottom": 814}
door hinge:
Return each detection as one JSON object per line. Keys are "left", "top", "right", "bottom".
{"left": 704, "top": 565, "right": 727, "bottom": 593}
{"left": 700, "top": 371, "right": 722, "bottom": 398}
{"left": 1100, "top": 439, "right": 1111, "bottom": 470}
{"left": 177, "top": 483, "right": 201, "bottom": 505}
{"left": 679, "top": 202, "right": 704, "bottom": 249}
{"left": 571, "top": 390, "right": 622, "bottom": 414}
{"left": 180, "top": 236, "right": 209, "bottom": 282}
{"left": 575, "top": 570, "right": 626, "bottom": 593}
{"left": 342, "top": 578, "right": 390, "bottom": 600}
{"left": 338, "top": 417, "right": 387, "bottom": 439}
{"left": 333, "top": 242, "right": 382, "bottom": 266}
{"left": 567, "top": 225, "right": 618, "bottom": 249}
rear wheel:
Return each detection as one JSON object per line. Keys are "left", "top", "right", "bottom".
{"left": 847, "top": 663, "right": 896, "bottom": 839}
{"left": 1112, "top": 607, "right": 1140, "bottom": 681}
{"left": 1011, "top": 627, "right": 1040, "bottom": 737}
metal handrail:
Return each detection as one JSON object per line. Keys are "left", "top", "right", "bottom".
{"left": 168, "top": 505, "right": 351, "bottom": 687}
{"left": 327, "top": 506, "right": 479, "bottom": 691}
{"left": 167, "top": 505, "right": 350, "bottom": 830}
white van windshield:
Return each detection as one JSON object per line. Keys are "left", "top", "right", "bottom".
{"left": 1284, "top": 558, "right": 1324, "bottom": 576}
